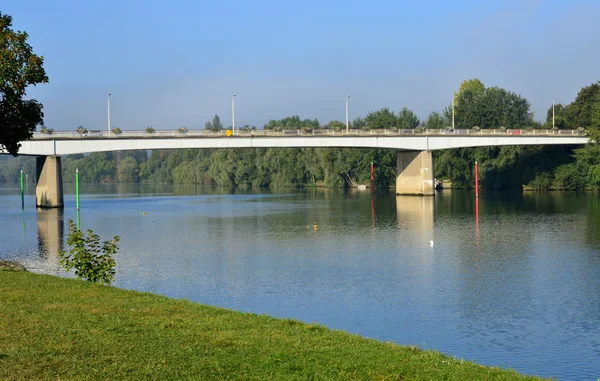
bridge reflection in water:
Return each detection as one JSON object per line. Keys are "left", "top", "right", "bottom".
{"left": 36, "top": 207, "right": 64, "bottom": 262}
{"left": 396, "top": 196, "right": 434, "bottom": 244}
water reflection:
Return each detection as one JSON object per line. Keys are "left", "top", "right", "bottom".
{"left": 396, "top": 196, "right": 434, "bottom": 239}
{"left": 36, "top": 207, "right": 64, "bottom": 261}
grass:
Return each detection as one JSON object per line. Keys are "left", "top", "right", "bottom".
{"left": 0, "top": 271, "right": 550, "bottom": 380}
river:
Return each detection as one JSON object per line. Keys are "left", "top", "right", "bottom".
{"left": 1, "top": 184, "right": 599, "bottom": 380}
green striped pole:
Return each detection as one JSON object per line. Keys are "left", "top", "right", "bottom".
{"left": 20, "top": 170, "right": 24, "bottom": 209}
{"left": 75, "top": 168, "right": 80, "bottom": 211}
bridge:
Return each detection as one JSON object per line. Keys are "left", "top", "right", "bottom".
{"left": 4, "top": 128, "right": 589, "bottom": 207}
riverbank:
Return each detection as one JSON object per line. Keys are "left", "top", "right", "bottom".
{"left": 0, "top": 271, "right": 547, "bottom": 380}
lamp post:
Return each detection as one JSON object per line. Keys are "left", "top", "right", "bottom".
{"left": 452, "top": 98, "right": 455, "bottom": 130}
{"left": 107, "top": 93, "right": 111, "bottom": 134}
{"left": 346, "top": 95, "right": 350, "bottom": 134}
{"left": 552, "top": 98, "right": 558, "bottom": 129}
{"left": 232, "top": 94, "right": 236, "bottom": 133}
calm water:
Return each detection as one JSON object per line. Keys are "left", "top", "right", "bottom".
{"left": 1, "top": 184, "right": 599, "bottom": 380}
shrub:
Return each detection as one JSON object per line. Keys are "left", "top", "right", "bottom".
{"left": 58, "top": 220, "right": 120, "bottom": 285}
{"left": 178, "top": 127, "right": 188, "bottom": 134}
{"left": 40, "top": 126, "right": 53, "bottom": 134}
{"left": 77, "top": 126, "right": 88, "bottom": 135}
{"left": 472, "top": 126, "right": 481, "bottom": 131}
{"left": 111, "top": 127, "right": 122, "bottom": 135}
{"left": 145, "top": 126, "right": 155, "bottom": 134}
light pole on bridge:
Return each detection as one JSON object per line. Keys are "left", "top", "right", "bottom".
{"left": 232, "top": 94, "right": 236, "bottom": 134}
{"left": 346, "top": 95, "right": 350, "bottom": 134}
{"left": 107, "top": 93, "right": 111, "bottom": 134}
{"left": 553, "top": 98, "right": 558, "bottom": 129}
{"left": 452, "top": 98, "right": 455, "bottom": 130}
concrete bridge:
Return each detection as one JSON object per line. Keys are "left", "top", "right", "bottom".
{"left": 4, "top": 128, "right": 589, "bottom": 207}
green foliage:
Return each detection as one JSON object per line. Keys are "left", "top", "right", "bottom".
{"left": 0, "top": 12, "right": 48, "bottom": 155}
{"left": 178, "top": 127, "right": 188, "bottom": 134}
{"left": 111, "top": 127, "right": 122, "bottom": 135}
{"left": 76, "top": 126, "right": 88, "bottom": 135}
{"left": 145, "top": 126, "right": 155, "bottom": 134}
{"left": 453, "top": 79, "right": 533, "bottom": 129}
{"left": 117, "top": 157, "right": 139, "bottom": 182}
{"left": 40, "top": 126, "right": 53, "bottom": 134}
{"left": 424, "top": 111, "right": 447, "bottom": 129}
{"left": 212, "top": 115, "right": 223, "bottom": 130}
{"left": 58, "top": 219, "right": 119, "bottom": 285}
{"left": 397, "top": 107, "right": 420, "bottom": 129}
{"left": 364, "top": 108, "right": 397, "bottom": 129}
{"left": 264, "top": 115, "right": 319, "bottom": 131}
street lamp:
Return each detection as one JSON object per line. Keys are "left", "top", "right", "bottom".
{"left": 346, "top": 95, "right": 350, "bottom": 134}
{"left": 232, "top": 94, "right": 236, "bottom": 133}
{"left": 452, "top": 98, "right": 455, "bottom": 130}
{"left": 107, "top": 93, "right": 112, "bottom": 134}
{"left": 552, "top": 98, "right": 558, "bottom": 129}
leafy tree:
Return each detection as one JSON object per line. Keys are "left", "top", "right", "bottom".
{"left": 326, "top": 120, "right": 345, "bottom": 130}
{"left": 204, "top": 121, "right": 213, "bottom": 130}
{"left": 363, "top": 108, "right": 396, "bottom": 130}
{"left": 117, "top": 157, "right": 140, "bottom": 182}
{"left": 0, "top": 12, "right": 48, "bottom": 155}
{"left": 424, "top": 111, "right": 447, "bottom": 129}
{"left": 58, "top": 219, "right": 119, "bottom": 285}
{"left": 212, "top": 115, "right": 223, "bottom": 130}
{"left": 397, "top": 107, "right": 420, "bottom": 129}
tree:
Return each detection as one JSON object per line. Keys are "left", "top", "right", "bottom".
{"left": 397, "top": 107, "right": 420, "bottom": 129}
{"left": 424, "top": 111, "right": 447, "bottom": 129}
{"left": 363, "top": 108, "right": 396, "bottom": 130}
{"left": 117, "top": 157, "right": 140, "bottom": 182}
{"left": 212, "top": 115, "right": 223, "bottom": 130}
{"left": 0, "top": 12, "right": 48, "bottom": 155}
{"left": 58, "top": 219, "right": 119, "bottom": 285}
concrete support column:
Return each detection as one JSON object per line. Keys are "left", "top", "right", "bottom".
{"left": 36, "top": 156, "right": 64, "bottom": 208}
{"left": 396, "top": 150, "right": 434, "bottom": 196}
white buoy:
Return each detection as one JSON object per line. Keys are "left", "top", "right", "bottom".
{"left": 429, "top": 240, "right": 434, "bottom": 247}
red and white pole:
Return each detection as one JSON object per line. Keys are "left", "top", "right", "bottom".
{"left": 475, "top": 161, "right": 479, "bottom": 198}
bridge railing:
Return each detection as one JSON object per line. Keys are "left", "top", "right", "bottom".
{"left": 30, "top": 128, "right": 588, "bottom": 139}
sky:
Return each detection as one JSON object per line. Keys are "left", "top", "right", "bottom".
{"left": 2, "top": 0, "right": 600, "bottom": 131}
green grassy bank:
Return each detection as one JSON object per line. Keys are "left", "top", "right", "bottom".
{"left": 0, "top": 271, "right": 548, "bottom": 380}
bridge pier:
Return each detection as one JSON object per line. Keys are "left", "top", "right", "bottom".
{"left": 36, "top": 156, "right": 64, "bottom": 208}
{"left": 396, "top": 151, "right": 434, "bottom": 196}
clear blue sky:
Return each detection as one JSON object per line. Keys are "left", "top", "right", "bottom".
{"left": 3, "top": 0, "right": 599, "bottom": 130}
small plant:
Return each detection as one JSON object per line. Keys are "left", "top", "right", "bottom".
{"left": 40, "top": 126, "right": 53, "bottom": 134}
{"left": 58, "top": 219, "right": 120, "bottom": 285}
{"left": 145, "top": 126, "right": 155, "bottom": 134}
{"left": 472, "top": 126, "right": 481, "bottom": 131}
{"left": 178, "top": 127, "right": 188, "bottom": 134}
{"left": 77, "top": 125, "right": 88, "bottom": 135}
{"left": 414, "top": 126, "right": 424, "bottom": 133}
{"left": 499, "top": 126, "right": 507, "bottom": 132}
{"left": 111, "top": 127, "right": 122, "bottom": 135}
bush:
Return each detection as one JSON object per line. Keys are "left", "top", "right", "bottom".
{"left": 77, "top": 126, "right": 88, "bottom": 135}
{"left": 111, "top": 127, "right": 122, "bottom": 135}
{"left": 472, "top": 126, "right": 481, "bottom": 131}
{"left": 145, "top": 126, "right": 155, "bottom": 134}
{"left": 178, "top": 127, "right": 188, "bottom": 134}
{"left": 40, "top": 126, "right": 53, "bottom": 135}
{"left": 58, "top": 220, "right": 120, "bottom": 285}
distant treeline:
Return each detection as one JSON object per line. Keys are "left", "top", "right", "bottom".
{"left": 2, "top": 79, "right": 600, "bottom": 190}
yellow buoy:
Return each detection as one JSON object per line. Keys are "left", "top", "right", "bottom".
{"left": 142, "top": 211, "right": 146, "bottom": 215}
{"left": 313, "top": 222, "right": 318, "bottom": 230}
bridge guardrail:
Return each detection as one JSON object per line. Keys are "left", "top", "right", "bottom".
{"left": 30, "top": 128, "right": 588, "bottom": 139}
